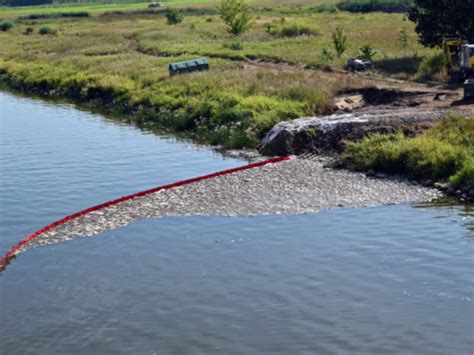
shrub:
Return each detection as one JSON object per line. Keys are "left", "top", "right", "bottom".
{"left": 278, "top": 22, "right": 319, "bottom": 37}
{"left": 24, "top": 26, "right": 34, "bottom": 35}
{"left": 343, "top": 133, "right": 465, "bottom": 180}
{"left": 319, "top": 48, "right": 334, "bottom": 63}
{"left": 39, "top": 26, "right": 55, "bottom": 35}
{"left": 0, "top": 21, "right": 13, "bottom": 32}
{"left": 18, "top": 12, "right": 90, "bottom": 20}
{"left": 403, "top": 136, "right": 465, "bottom": 181}
{"left": 165, "top": 8, "right": 183, "bottom": 25}
{"left": 264, "top": 23, "right": 272, "bottom": 33}
{"left": 206, "top": 17, "right": 213, "bottom": 22}
{"left": 224, "top": 41, "right": 244, "bottom": 50}
{"left": 332, "top": 27, "right": 347, "bottom": 58}
{"left": 311, "top": 4, "right": 338, "bottom": 13}
{"left": 337, "top": 0, "right": 413, "bottom": 14}
{"left": 417, "top": 52, "right": 447, "bottom": 80}
{"left": 398, "top": 28, "right": 409, "bottom": 48}
{"left": 449, "top": 158, "right": 474, "bottom": 189}
{"left": 427, "top": 113, "right": 474, "bottom": 148}
{"left": 218, "top": 0, "right": 252, "bottom": 35}
{"left": 359, "top": 44, "right": 377, "bottom": 61}
{"left": 342, "top": 114, "right": 474, "bottom": 189}
{"left": 343, "top": 133, "right": 405, "bottom": 173}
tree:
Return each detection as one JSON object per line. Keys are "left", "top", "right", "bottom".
{"left": 332, "top": 27, "right": 347, "bottom": 58}
{"left": 218, "top": 0, "right": 252, "bottom": 36}
{"left": 408, "top": 0, "right": 474, "bottom": 47}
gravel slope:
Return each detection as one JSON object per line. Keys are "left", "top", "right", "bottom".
{"left": 22, "top": 157, "right": 441, "bottom": 252}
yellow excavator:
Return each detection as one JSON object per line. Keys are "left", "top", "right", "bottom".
{"left": 443, "top": 36, "right": 474, "bottom": 81}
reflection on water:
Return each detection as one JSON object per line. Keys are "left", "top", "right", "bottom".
{"left": 1, "top": 206, "right": 473, "bottom": 354}
{"left": 0, "top": 90, "right": 245, "bottom": 257}
{"left": 414, "top": 201, "right": 474, "bottom": 235}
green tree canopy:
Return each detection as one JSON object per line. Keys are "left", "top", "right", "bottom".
{"left": 218, "top": 0, "right": 252, "bottom": 36}
{"left": 408, "top": 0, "right": 474, "bottom": 47}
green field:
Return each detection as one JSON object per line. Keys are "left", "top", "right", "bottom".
{"left": 0, "top": 1, "right": 213, "bottom": 16}
{"left": 0, "top": 0, "right": 330, "bottom": 17}
{"left": 0, "top": 0, "right": 435, "bottom": 149}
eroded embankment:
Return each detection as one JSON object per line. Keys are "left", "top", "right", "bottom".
{"left": 259, "top": 106, "right": 474, "bottom": 156}
{"left": 5, "top": 157, "right": 440, "bottom": 263}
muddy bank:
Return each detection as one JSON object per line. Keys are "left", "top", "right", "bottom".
{"left": 15, "top": 157, "right": 440, "bottom": 256}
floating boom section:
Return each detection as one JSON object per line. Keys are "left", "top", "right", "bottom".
{"left": 0, "top": 156, "right": 291, "bottom": 273}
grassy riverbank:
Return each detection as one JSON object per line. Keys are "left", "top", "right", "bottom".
{"left": 342, "top": 114, "right": 474, "bottom": 194}
{"left": 0, "top": 0, "right": 436, "bottom": 148}
{"left": 3, "top": 0, "right": 471, "bottom": 192}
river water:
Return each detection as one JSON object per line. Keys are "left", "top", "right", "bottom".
{"left": 0, "top": 91, "right": 473, "bottom": 354}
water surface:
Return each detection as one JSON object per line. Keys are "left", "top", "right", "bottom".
{"left": 0, "top": 90, "right": 245, "bottom": 255}
{"left": 2, "top": 207, "right": 473, "bottom": 354}
{"left": 0, "top": 91, "right": 473, "bottom": 354}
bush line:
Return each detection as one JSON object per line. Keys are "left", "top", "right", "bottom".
{"left": 341, "top": 114, "right": 474, "bottom": 193}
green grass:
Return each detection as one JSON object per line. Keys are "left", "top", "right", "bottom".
{"left": 0, "top": 0, "right": 333, "bottom": 17}
{"left": 0, "top": 1, "right": 216, "bottom": 17}
{"left": 342, "top": 114, "right": 474, "bottom": 191}
{"left": 449, "top": 159, "right": 474, "bottom": 190}
{"left": 1, "top": 0, "right": 430, "bottom": 70}
{"left": 0, "top": 0, "right": 437, "bottom": 148}
{"left": 416, "top": 52, "right": 447, "bottom": 81}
